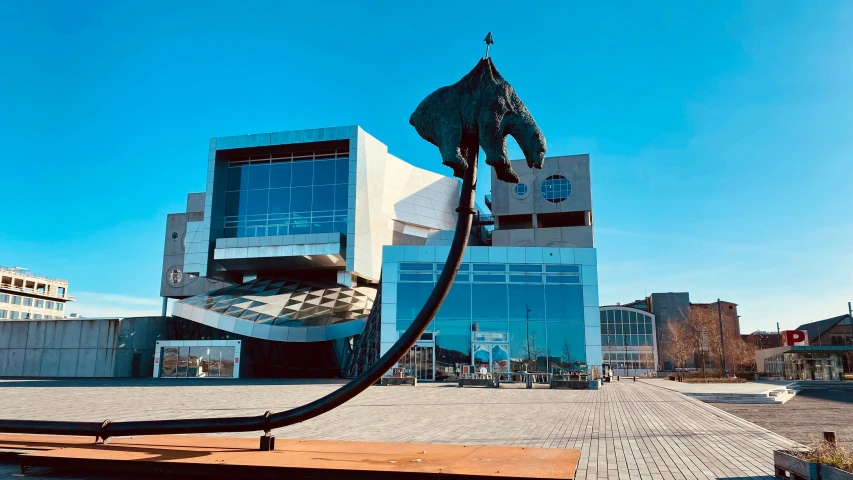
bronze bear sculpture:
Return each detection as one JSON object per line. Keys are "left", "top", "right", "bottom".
{"left": 409, "top": 57, "right": 546, "bottom": 183}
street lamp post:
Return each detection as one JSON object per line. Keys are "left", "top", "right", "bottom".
{"left": 717, "top": 299, "right": 727, "bottom": 378}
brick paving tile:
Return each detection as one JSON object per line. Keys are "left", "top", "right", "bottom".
{"left": 0, "top": 379, "right": 795, "bottom": 479}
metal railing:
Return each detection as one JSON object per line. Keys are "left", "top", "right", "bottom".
{"left": 0, "top": 283, "right": 75, "bottom": 301}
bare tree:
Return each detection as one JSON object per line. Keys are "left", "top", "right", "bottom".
{"left": 561, "top": 338, "right": 572, "bottom": 366}
{"left": 520, "top": 330, "right": 544, "bottom": 372}
{"left": 730, "top": 339, "right": 756, "bottom": 374}
{"left": 664, "top": 319, "right": 694, "bottom": 377}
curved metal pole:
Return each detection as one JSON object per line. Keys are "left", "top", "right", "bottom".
{"left": 0, "top": 142, "right": 479, "bottom": 440}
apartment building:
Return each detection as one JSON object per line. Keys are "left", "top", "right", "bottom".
{"left": 0, "top": 267, "right": 73, "bottom": 320}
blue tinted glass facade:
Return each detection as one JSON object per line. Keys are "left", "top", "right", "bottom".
{"left": 394, "top": 262, "right": 587, "bottom": 373}
{"left": 223, "top": 155, "right": 349, "bottom": 238}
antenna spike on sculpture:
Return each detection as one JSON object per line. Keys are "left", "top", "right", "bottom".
{"left": 409, "top": 53, "right": 546, "bottom": 184}
{"left": 483, "top": 31, "right": 494, "bottom": 58}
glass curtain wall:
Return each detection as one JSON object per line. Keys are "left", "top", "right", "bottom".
{"left": 395, "top": 262, "right": 586, "bottom": 378}
{"left": 600, "top": 309, "right": 655, "bottom": 373}
{"left": 159, "top": 346, "right": 236, "bottom": 378}
{"left": 223, "top": 150, "right": 349, "bottom": 238}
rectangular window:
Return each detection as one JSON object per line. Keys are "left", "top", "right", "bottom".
{"left": 509, "top": 264, "right": 541, "bottom": 272}
{"left": 46, "top": 301, "right": 54, "bottom": 309}
{"left": 34, "top": 314, "right": 42, "bottom": 319}
{"left": 545, "top": 276, "right": 580, "bottom": 284}
{"left": 472, "top": 264, "right": 505, "bottom": 272}
{"left": 10, "top": 311, "right": 20, "bottom": 320}
{"left": 57, "top": 303, "right": 64, "bottom": 311}
{"left": 400, "top": 263, "right": 433, "bottom": 271}
{"left": 12, "top": 296, "right": 21, "bottom": 305}
{"left": 509, "top": 275, "right": 542, "bottom": 283}
{"left": 0, "top": 294, "right": 8, "bottom": 303}
{"left": 472, "top": 274, "right": 506, "bottom": 283}
{"left": 399, "top": 273, "right": 434, "bottom": 282}
{"left": 35, "top": 300, "right": 44, "bottom": 308}
{"left": 545, "top": 265, "right": 580, "bottom": 273}
{"left": 536, "top": 211, "right": 587, "bottom": 228}
{"left": 496, "top": 214, "right": 533, "bottom": 230}
{"left": 0, "top": 309, "right": 6, "bottom": 318}
{"left": 23, "top": 298, "right": 33, "bottom": 307}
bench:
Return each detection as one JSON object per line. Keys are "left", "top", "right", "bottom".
{"left": 550, "top": 379, "right": 590, "bottom": 390}
{"left": 458, "top": 377, "right": 498, "bottom": 388}
{"left": 381, "top": 376, "right": 417, "bottom": 386}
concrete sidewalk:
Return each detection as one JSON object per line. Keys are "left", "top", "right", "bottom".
{"left": 0, "top": 379, "right": 796, "bottom": 479}
{"left": 639, "top": 378, "right": 797, "bottom": 404}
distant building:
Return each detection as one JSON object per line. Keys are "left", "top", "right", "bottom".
{"left": 795, "top": 314, "right": 853, "bottom": 373}
{"left": 0, "top": 267, "right": 73, "bottom": 321}
{"left": 691, "top": 301, "right": 741, "bottom": 371}
{"left": 624, "top": 293, "right": 743, "bottom": 371}
{"left": 599, "top": 306, "right": 658, "bottom": 376}
{"left": 743, "top": 331, "right": 781, "bottom": 350}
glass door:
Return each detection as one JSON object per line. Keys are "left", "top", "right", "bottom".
{"left": 401, "top": 344, "right": 435, "bottom": 381}
{"left": 471, "top": 342, "right": 510, "bottom": 374}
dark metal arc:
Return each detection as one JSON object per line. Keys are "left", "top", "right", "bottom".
{"left": 0, "top": 141, "right": 479, "bottom": 440}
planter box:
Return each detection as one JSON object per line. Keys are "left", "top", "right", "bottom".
{"left": 381, "top": 376, "right": 417, "bottom": 386}
{"left": 823, "top": 464, "right": 853, "bottom": 480}
{"left": 775, "top": 451, "right": 820, "bottom": 479}
{"left": 551, "top": 380, "right": 589, "bottom": 390}
{"left": 458, "top": 378, "right": 496, "bottom": 388}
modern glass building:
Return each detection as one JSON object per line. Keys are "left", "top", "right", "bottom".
{"left": 599, "top": 306, "right": 658, "bottom": 376}
{"left": 379, "top": 247, "right": 599, "bottom": 381}
{"left": 159, "top": 126, "right": 601, "bottom": 379}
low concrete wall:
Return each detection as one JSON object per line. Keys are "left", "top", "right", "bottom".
{"left": 0, "top": 317, "right": 169, "bottom": 378}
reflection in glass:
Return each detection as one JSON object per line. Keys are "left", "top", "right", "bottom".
{"left": 220, "top": 347, "right": 235, "bottom": 377}
{"left": 436, "top": 283, "right": 471, "bottom": 320}
{"left": 397, "top": 282, "right": 435, "bottom": 320}
{"left": 160, "top": 348, "right": 178, "bottom": 377}
{"left": 207, "top": 347, "right": 221, "bottom": 377}
{"left": 222, "top": 157, "right": 348, "bottom": 238}
{"left": 189, "top": 346, "right": 204, "bottom": 377}
{"left": 545, "top": 285, "right": 584, "bottom": 322}
{"left": 507, "top": 284, "right": 545, "bottom": 320}
{"left": 509, "top": 322, "right": 547, "bottom": 372}
{"left": 546, "top": 323, "right": 585, "bottom": 371}
{"left": 472, "top": 284, "right": 507, "bottom": 319}
{"left": 176, "top": 347, "right": 189, "bottom": 377}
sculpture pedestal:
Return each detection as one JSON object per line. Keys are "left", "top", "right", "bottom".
{"left": 2, "top": 434, "right": 579, "bottom": 479}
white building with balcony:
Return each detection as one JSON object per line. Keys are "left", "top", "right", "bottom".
{"left": 0, "top": 267, "right": 73, "bottom": 320}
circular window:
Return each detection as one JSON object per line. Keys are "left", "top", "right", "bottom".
{"left": 514, "top": 183, "right": 528, "bottom": 196}
{"left": 171, "top": 232, "right": 179, "bottom": 240}
{"left": 168, "top": 268, "right": 183, "bottom": 285}
{"left": 541, "top": 175, "right": 571, "bottom": 203}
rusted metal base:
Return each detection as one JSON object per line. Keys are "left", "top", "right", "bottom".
{"left": 0, "top": 434, "right": 578, "bottom": 479}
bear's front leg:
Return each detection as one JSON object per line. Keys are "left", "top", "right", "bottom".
{"left": 438, "top": 117, "right": 468, "bottom": 178}
{"left": 479, "top": 114, "right": 519, "bottom": 184}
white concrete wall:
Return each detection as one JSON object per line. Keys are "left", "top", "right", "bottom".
{"left": 0, "top": 317, "right": 168, "bottom": 378}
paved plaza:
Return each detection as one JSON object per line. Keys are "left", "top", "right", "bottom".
{"left": 0, "top": 379, "right": 796, "bottom": 479}
{"left": 713, "top": 388, "right": 853, "bottom": 449}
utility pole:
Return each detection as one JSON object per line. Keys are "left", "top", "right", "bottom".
{"left": 717, "top": 299, "right": 727, "bottom": 377}
{"left": 525, "top": 304, "right": 531, "bottom": 372}
{"left": 607, "top": 337, "right": 612, "bottom": 375}
{"left": 777, "top": 322, "right": 781, "bottom": 347}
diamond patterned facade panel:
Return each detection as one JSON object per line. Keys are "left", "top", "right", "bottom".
{"left": 179, "top": 278, "right": 376, "bottom": 330}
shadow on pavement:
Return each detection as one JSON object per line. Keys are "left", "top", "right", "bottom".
{"left": 0, "top": 378, "right": 350, "bottom": 388}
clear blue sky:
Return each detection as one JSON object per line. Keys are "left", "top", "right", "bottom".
{"left": 1, "top": 1, "right": 851, "bottom": 331}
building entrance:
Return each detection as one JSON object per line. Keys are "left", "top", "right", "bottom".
{"left": 472, "top": 332, "right": 509, "bottom": 374}
{"left": 399, "top": 333, "right": 435, "bottom": 381}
